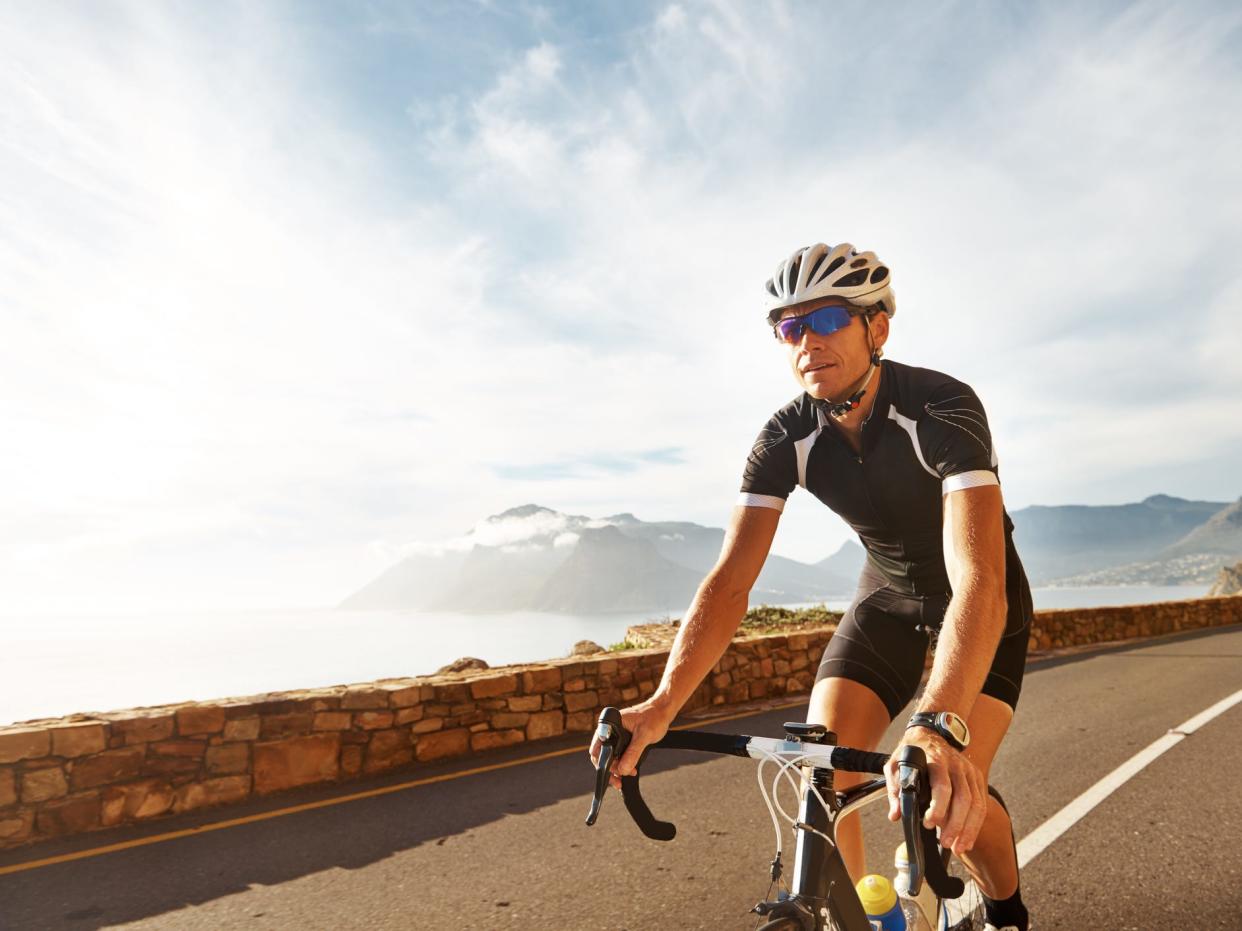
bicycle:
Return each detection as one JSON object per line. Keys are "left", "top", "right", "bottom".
{"left": 586, "top": 706, "right": 1008, "bottom": 930}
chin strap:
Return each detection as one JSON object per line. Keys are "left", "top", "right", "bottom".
{"left": 825, "top": 349, "right": 882, "bottom": 420}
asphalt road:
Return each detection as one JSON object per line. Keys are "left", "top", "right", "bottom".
{"left": 1, "top": 625, "right": 1240, "bottom": 930}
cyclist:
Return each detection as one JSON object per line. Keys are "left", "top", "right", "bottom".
{"left": 595, "top": 243, "right": 1032, "bottom": 931}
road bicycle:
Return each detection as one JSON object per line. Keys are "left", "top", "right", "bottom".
{"left": 587, "top": 707, "right": 1007, "bottom": 930}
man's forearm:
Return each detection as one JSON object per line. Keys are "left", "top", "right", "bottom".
{"left": 917, "top": 576, "right": 1006, "bottom": 720}
{"left": 648, "top": 572, "right": 749, "bottom": 716}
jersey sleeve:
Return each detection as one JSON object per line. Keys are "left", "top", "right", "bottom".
{"left": 920, "top": 381, "right": 1000, "bottom": 494}
{"left": 737, "top": 413, "right": 798, "bottom": 512}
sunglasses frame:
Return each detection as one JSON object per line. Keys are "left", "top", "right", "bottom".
{"left": 771, "top": 304, "right": 861, "bottom": 344}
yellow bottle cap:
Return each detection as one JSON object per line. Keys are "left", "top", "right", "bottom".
{"left": 855, "top": 873, "right": 897, "bottom": 914}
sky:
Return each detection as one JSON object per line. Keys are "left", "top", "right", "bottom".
{"left": 2, "top": 0, "right": 1241, "bottom": 616}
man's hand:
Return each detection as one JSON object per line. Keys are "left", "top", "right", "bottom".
{"left": 587, "top": 699, "right": 674, "bottom": 790}
{"left": 884, "top": 727, "right": 988, "bottom": 855}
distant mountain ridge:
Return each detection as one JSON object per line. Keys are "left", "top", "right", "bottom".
{"left": 340, "top": 505, "right": 864, "bottom": 614}
{"left": 341, "top": 493, "right": 1240, "bottom": 613}
{"left": 1007, "top": 494, "right": 1233, "bottom": 584}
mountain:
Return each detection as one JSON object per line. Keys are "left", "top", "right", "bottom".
{"left": 1161, "top": 498, "right": 1242, "bottom": 557}
{"left": 340, "top": 505, "right": 856, "bottom": 614}
{"left": 1008, "top": 494, "right": 1230, "bottom": 584}
{"left": 816, "top": 540, "right": 867, "bottom": 583}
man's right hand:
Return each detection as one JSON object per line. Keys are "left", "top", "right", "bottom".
{"left": 588, "top": 698, "right": 675, "bottom": 790}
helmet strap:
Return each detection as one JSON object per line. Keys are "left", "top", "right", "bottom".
{"left": 825, "top": 315, "right": 883, "bottom": 420}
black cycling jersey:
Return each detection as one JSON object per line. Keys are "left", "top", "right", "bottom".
{"left": 738, "top": 358, "right": 1021, "bottom": 597}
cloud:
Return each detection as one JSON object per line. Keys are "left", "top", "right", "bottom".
{"left": 2, "top": 2, "right": 1240, "bottom": 610}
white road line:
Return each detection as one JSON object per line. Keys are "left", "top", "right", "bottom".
{"left": 1016, "top": 687, "right": 1242, "bottom": 868}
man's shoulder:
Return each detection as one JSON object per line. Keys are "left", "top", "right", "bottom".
{"left": 765, "top": 392, "right": 820, "bottom": 431}
{"left": 884, "top": 360, "right": 977, "bottom": 414}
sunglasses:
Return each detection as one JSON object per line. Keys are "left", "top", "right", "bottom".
{"left": 772, "top": 304, "right": 857, "bottom": 344}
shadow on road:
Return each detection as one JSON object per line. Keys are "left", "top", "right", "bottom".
{"left": 0, "top": 704, "right": 808, "bottom": 930}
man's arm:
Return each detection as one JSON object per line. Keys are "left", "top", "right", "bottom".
{"left": 885, "top": 484, "right": 1008, "bottom": 854}
{"left": 919, "top": 484, "right": 1008, "bottom": 718}
{"left": 604, "top": 504, "right": 780, "bottom": 781}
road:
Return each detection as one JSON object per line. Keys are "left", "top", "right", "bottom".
{"left": 2, "top": 625, "right": 1240, "bottom": 929}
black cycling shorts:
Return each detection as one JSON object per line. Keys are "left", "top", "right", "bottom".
{"left": 815, "top": 558, "right": 1032, "bottom": 720}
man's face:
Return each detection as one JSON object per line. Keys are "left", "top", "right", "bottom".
{"left": 779, "top": 303, "right": 883, "bottom": 401}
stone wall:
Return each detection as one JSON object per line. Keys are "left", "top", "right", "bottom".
{"left": 2, "top": 594, "right": 1240, "bottom": 852}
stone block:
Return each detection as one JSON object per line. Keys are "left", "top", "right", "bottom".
{"left": 507, "top": 695, "right": 542, "bottom": 712}
{"left": 36, "top": 791, "right": 101, "bottom": 837}
{"left": 0, "top": 728, "right": 49, "bottom": 764}
{"left": 365, "top": 730, "right": 413, "bottom": 773}
{"left": 621, "top": 686, "right": 639, "bottom": 701}
{"left": 470, "top": 675, "right": 517, "bottom": 700}
{"left": 341, "top": 745, "right": 363, "bottom": 777}
{"left": 341, "top": 688, "right": 389, "bottom": 711}
{"left": 151, "top": 740, "right": 206, "bottom": 758}
{"left": 542, "top": 694, "right": 564, "bottom": 710}
{"left": 112, "top": 714, "right": 175, "bottom": 745}
{"left": 0, "top": 767, "right": 15, "bottom": 807}
{"left": 522, "top": 667, "right": 562, "bottom": 693}
{"left": 260, "top": 713, "right": 315, "bottom": 740}
{"left": 471, "top": 729, "right": 525, "bottom": 752}
{"left": 177, "top": 706, "right": 225, "bottom": 736}
{"left": 144, "top": 755, "right": 201, "bottom": 777}
{"left": 564, "top": 691, "right": 599, "bottom": 714}
{"left": 526, "top": 711, "right": 564, "bottom": 741}
{"left": 596, "top": 658, "right": 618, "bottom": 676}
{"left": 490, "top": 712, "right": 530, "bottom": 729}
{"left": 50, "top": 724, "right": 107, "bottom": 759}
{"left": 172, "top": 776, "right": 251, "bottom": 814}
{"left": 0, "top": 808, "right": 35, "bottom": 843}
{"left": 415, "top": 728, "right": 470, "bottom": 762}
{"left": 711, "top": 672, "right": 731, "bottom": 689}
{"left": 205, "top": 744, "right": 250, "bottom": 776}
{"left": 253, "top": 734, "right": 341, "bottom": 794}
{"left": 566, "top": 712, "right": 595, "bottom": 732}
{"left": 21, "top": 766, "right": 68, "bottom": 803}
{"left": 386, "top": 686, "right": 423, "bottom": 708}
{"left": 355, "top": 712, "right": 394, "bottom": 731}
{"left": 70, "top": 747, "right": 145, "bottom": 791}
{"left": 314, "top": 712, "right": 352, "bottom": 731}
{"left": 563, "top": 677, "right": 586, "bottom": 693}
{"left": 223, "top": 717, "right": 261, "bottom": 742}
{"left": 412, "top": 717, "right": 444, "bottom": 735}
{"left": 394, "top": 706, "right": 425, "bottom": 726}
{"left": 101, "top": 778, "right": 174, "bottom": 824}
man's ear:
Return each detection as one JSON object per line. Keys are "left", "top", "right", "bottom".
{"left": 867, "top": 311, "right": 890, "bottom": 351}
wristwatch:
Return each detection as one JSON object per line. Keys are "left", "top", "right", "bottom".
{"left": 906, "top": 711, "right": 971, "bottom": 751}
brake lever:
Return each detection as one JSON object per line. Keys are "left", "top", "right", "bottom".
{"left": 585, "top": 707, "right": 628, "bottom": 826}
{"left": 584, "top": 707, "right": 677, "bottom": 841}
{"left": 897, "top": 745, "right": 965, "bottom": 900}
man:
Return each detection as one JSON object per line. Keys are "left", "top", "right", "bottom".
{"left": 597, "top": 243, "right": 1032, "bottom": 931}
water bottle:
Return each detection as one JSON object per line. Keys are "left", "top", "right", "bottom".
{"left": 855, "top": 873, "right": 906, "bottom": 930}
{"left": 893, "top": 842, "right": 932, "bottom": 931}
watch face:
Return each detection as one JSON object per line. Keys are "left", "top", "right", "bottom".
{"left": 937, "top": 712, "right": 970, "bottom": 748}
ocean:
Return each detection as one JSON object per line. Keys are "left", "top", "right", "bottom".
{"left": 0, "top": 584, "right": 1210, "bottom": 726}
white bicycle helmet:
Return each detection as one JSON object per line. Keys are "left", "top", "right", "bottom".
{"left": 764, "top": 242, "right": 895, "bottom": 325}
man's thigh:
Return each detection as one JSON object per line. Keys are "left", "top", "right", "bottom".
{"left": 807, "top": 676, "right": 892, "bottom": 755}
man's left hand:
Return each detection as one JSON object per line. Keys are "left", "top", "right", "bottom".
{"left": 884, "top": 727, "right": 988, "bottom": 856}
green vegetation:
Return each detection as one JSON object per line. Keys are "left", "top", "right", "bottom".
{"left": 607, "top": 639, "right": 640, "bottom": 652}
{"left": 740, "top": 603, "right": 842, "bottom": 633}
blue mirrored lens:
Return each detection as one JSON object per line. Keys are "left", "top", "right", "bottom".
{"left": 774, "top": 305, "right": 853, "bottom": 343}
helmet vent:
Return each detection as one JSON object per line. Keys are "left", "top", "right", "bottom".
{"left": 787, "top": 255, "right": 803, "bottom": 290}
{"left": 833, "top": 269, "right": 869, "bottom": 288}
{"left": 765, "top": 279, "right": 778, "bottom": 297}
{"left": 824, "top": 255, "right": 846, "bottom": 278}
{"left": 869, "top": 266, "right": 889, "bottom": 284}
{"left": 806, "top": 252, "right": 827, "bottom": 283}
{"left": 850, "top": 257, "right": 868, "bottom": 269}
